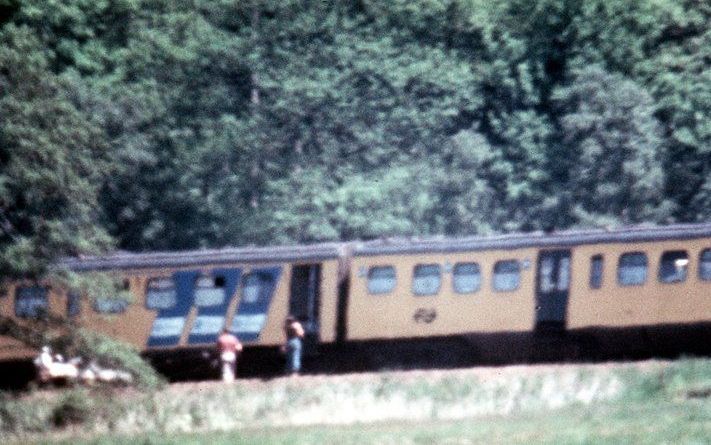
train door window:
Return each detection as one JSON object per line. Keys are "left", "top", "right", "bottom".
{"left": 367, "top": 266, "right": 396, "bottom": 294}
{"left": 146, "top": 277, "right": 177, "bottom": 310}
{"left": 194, "top": 275, "right": 226, "bottom": 307}
{"left": 453, "top": 262, "right": 481, "bottom": 293}
{"left": 658, "top": 251, "right": 688, "bottom": 283}
{"left": 93, "top": 297, "right": 128, "bottom": 314}
{"left": 412, "top": 264, "right": 442, "bottom": 296}
{"left": 539, "top": 256, "right": 555, "bottom": 292}
{"left": 589, "top": 255, "right": 604, "bottom": 289}
{"left": 493, "top": 260, "right": 521, "bottom": 291}
{"left": 699, "top": 249, "right": 711, "bottom": 281}
{"left": 15, "top": 286, "right": 49, "bottom": 318}
{"left": 557, "top": 257, "right": 571, "bottom": 290}
{"left": 67, "top": 291, "right": 81, "bottom": 317}
{"left": 617, "top": 252, "right": 648, "bottom": 286}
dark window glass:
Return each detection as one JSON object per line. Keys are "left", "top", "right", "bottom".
{"left": 658, "top": 251, "right": 688, "bottom": 283}
{"left": 194, "top": 275, "right": 225, "bottom": 307}
{"left": 493, "top": 260, "right": 521, "bottom": 291}
{"left": 146, "top": 277, "right": 176, "bottom": 310}
{"left": 699, "top": 249, "right": 711, "bottom": 281}
{"left": 590, "top": 255, "right": 604, "bottom": 289}
{"left": 367, "top": 266, "right": 396, "bottom": 294}
{"left": 412, "top": 264, "right": 442, "bottom": 296}
{"left": 618, "top": 253, "right": 648, "bottom": 286}
{"left": 93, "top": 297, "right": 128, "bottom": 314}
{"left": 67, "top": 291, "right": 81, "bottom": 317}
{"left": 15, "top": 286, "right": 49, "bottom": 318}
{"left": 453, "top": 263, "right": 481, "bottom": 293}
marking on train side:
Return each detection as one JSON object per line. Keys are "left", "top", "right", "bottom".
{"left": 147, "top": 270, "right": 200, "bottom": 347}
{"left": 230, "top": 267, "right": 282, "bottom": 342}
{"left": 413, "top": 308, "right": 437, "bottom": 324}
{"left": 187, "top": 268, "right": 241, "bottom": 345}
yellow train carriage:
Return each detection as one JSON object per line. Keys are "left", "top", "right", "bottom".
{"left": 0, "top": 243, "right": 343, "bottom": 363}
{"left": 346, "top": 224, "right": 711, "bottom": 344}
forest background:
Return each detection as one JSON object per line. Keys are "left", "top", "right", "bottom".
{"left": 1, "top": 0, "right": 709, "bottom": 281}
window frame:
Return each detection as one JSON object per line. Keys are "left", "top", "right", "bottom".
{"left": 15, "top": 286, "right": 50, "bottom": 319}
{"left": 67, "top": 290, "right": 82, "bottom": 318}
{"left": 145, "top": 277, "right": 177, "bottom": 310}
{"left": 699, "top": 249, "right": 711, "bottom": 281}
{"left": 193, "top": 274, "right": 227, "bottom": 308}
{"left": 92, "top": 296, "right": 129, "bottom": 314}
{"left": 367, "top": 265, "right": 397, "bottom": 295}
{"left": 493, "top": 260, "right": 521, "bottom": 292}
{"left": 452, "top": 262, "right": 482, "bottom": 294}
{"left": 589, "top": 254, "right": 604, "bottom": 289}
{"left": 411, "top": 263, "right": 442, "bottom": 296}
{"left": 617, "top": 252, "right": 648, "bottom": 286}
{"left": 658, "top": 250, "right": 689, "bottom": 284}
{"left": 240, "top": 272, "right": 274, "bottom": 305}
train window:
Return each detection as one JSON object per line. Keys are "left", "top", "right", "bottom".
{"left": 412, "top": 264, "right": 442, "bottom": 296}
{"left": 617, "top": 252, "right": 648, "bottom": 286}
{"left": 658, "top": 251, "right": 688, "bottom": 283}
{"left": 194, "top": 275, "right": 226, "bottom": 307}
{"left": 367, "top": 266, "right": 396, "bottom": 294}
{"left": 146, "top": 278, "right": 177, "bottom": 310}
{"left": 453, "top": 262, "right": 481, "bottom": 293}
{"left": 699, "top": 249, "right": 711, "bottom": 281}
{"left": 15, "top": 286, "right": 49, "bottom": 318}
{"left": 93, "top": 296, "right": 128, "bottom": 314}
{"left": 67, "top": 291, "right": 81, "bottom": 317}
{"left": 539, "top": 257, "right": 555, "bottom": 292}
{"left": 242, "top": 273, "right": 273, "bottom": 304}
{"left": 590, "top": 255, "right": 604, "bottom": 289}
{"left": 493, "top": 260, "right": 521, "bottom": 291}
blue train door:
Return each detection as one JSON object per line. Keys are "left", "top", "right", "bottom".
{"left": 535, "top": 250, "right": 571, "bottom": 330}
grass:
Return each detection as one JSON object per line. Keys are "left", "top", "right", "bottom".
{"left": 44, "top": 398, "right": 710, "bottom": 445}
{"left": 5, "top": 358, "right": 711, "bottom": 444}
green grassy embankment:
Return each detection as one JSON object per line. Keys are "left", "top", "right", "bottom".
{"left": 3, "top": 358, "right": 710, "bottom": 444}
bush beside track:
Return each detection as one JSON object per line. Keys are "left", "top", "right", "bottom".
{"left": 1, "top": 358, "right": 709, "bottom": 443}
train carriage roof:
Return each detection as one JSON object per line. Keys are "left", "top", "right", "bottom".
{"left": 351, "top": 223, "right": 711, "bottom": 257}
{"left": 62, "top": 243, "right": 345, "bottom": 272}
{"left": 61, "top": 223, "right": 711, "bottom": 271}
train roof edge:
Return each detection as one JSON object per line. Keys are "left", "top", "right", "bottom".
{"left": 352, "top": 222, "right": 711, "bottom": 256}
{"left": 61, "top": 222, "right": 711, "bottom": 271}
{"left": 61, "top": 243, "right": 346, "bottom": 272}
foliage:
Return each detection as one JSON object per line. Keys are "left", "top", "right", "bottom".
{"left": 0, "top": 25, "right": 112, "bottom": 280}
{"left": 0, "top": 0, "right": 709, "bottom": 262}
{"left": 51, "top": 389, "right": 93, "bottom": 427}
{"left": 60, "top": 328, "right": 163, "bottom": 389}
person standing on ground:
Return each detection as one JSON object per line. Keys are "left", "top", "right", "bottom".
{"left": 283, "top": 315, "right": 305, "bottom": 376}
{"left": 216, "top": 328, "right": 242, "bottom": 383}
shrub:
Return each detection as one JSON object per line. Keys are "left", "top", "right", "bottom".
{"left": 51, "top": 390, "right": 93, "bottom": 428}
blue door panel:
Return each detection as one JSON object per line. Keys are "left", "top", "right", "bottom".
{"left": 147, "top": 270, "right": 200, "bottom": 347}
{"left": 188, "top": 268, "right": 241, "bottom": 345}
{"left": 230, "top": 267, "right": 282, "bottom": 342}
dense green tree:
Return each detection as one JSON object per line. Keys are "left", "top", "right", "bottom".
{"left": 1, "top": 0, "right": 708, "bottom": 262}
{"left": 0, "top": 26, "right": 111, "bottom": 279}
{"left": 553, "top": 66, "right": 671, "bottom": 226}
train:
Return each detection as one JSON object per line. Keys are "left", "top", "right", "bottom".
{"left": 1, "top": 222, "right": 710, "bottom": 379}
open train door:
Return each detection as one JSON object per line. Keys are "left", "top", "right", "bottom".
{"left": 289, "top": 264, "right": 321, "bottom": 349}
{"left": 535, "top": 250, "right": 571, "bottom": 331}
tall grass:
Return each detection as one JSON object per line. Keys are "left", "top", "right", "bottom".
{"left": 2, "top": 358, "right": 709, "bottom": 444}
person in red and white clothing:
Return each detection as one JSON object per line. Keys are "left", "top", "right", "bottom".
{"left": 216, "top": 328, "right": 242, "bottom": 382}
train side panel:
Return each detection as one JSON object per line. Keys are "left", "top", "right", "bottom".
{"left": 0, "top": 257, "right": 341, "bottom": 363}
{"left": 568, "top": 238, "right": 711, "bottom": 328}
{"left": 346, "top": 248, "right": 538, "bottom": 340}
